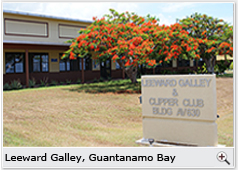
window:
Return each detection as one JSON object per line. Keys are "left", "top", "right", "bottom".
{"left": 70, "top": 59, "right": 80, "bottom": 71}
{"left": 116, "top": 62, "right": 121, "bottom": 69}
{"left": 29, "top": 53, "right": 48, "bottom": 72}
{"left": 178, "top": 59, "right": 190, "bottom": 67}
{"left": 80, "top": 57, "right": 92, "bottom": 70}
{"left": 59, "top": 54, "right": 92, "bottom": 71}
{"left": 85, "top": 58, "right": 92, "bottom": 70}
{"left": 59, "top": 53, "right": 80, "bottom": 71}
{"left": 5, "top": 53, "right": 25, "bottom": 73}
{"left": 93, "top": 59, "right": 100, "bottom": 69}
{"left": 59, "top": 56, "right": 70, "bottom": 71}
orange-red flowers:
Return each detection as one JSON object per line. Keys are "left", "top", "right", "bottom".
{"left": 201, "top": 30, "right": 206, "bottom": 35}
{"left": 187, "top": 46, "right": 192, "bottom": 52}
{"left": 129, "top": 44, "right": 136, "bottom": 50}
{"left": 148, "top": 59, "right": 156, "bottom": 66}
{"left": 152, "top": 19, "right": 157, "bottom": 24}
{"left": 90, "top": 45, "right": 94, "bottom": 50}
{"left": 70, "top": 42, "right": 76, "bottom": 48}
{"left": 112, "top": 54, "right": 119, "bottom": 60}
{"left": 69, "top": 52, "right": 76, "bottom": 60}
{"left": 207, "top": 47, "right": 216, "bottom": 53}
{"left": 129, "top": 51, "right": 133, "bottom": 55}
{"left": 125, "top": 60, "right": 130, "bottom": 66}
{"left": 198, "top": 39, "right": 203, "bottom": 43}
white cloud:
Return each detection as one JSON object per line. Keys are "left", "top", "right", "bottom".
{"left": 157, "top": 14, "right": 174, "bottom": 26}
{"left": 149, "top": 13, "right": 174, "bottom": 26}
{"left": 159, "top": 3, "right": 196, "bottom": 13}
{"left": 221, "top": 16, "right": 233, "bottom": 25}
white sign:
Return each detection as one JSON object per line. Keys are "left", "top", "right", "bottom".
{"left": 141, "top": 75, "right": 217, "bottom": 146}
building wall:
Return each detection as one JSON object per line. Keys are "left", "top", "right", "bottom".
{"left": 172, "top": 59, "right": 177, "bottom": 67}
{"left": 3, "top": 47, "right": 123, "bottom": 85}
{"left": 3, "top": 13, "right": 90, "bottom": 44}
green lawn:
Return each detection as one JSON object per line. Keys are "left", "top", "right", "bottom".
{"left": 3, "top": 78, "right": 233, "bottom": 147}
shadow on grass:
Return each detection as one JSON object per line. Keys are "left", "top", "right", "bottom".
{"left": 63, "top": 79, "right": 141, "bottom": 94}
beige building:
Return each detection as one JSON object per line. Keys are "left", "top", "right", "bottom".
{"left": 3, "top": 10, "right": 123, "bottom": 86}
{"left": 4, "top": 10, "right": 229, "bottom": 87}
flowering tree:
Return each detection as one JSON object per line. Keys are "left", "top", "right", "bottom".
{"left": 178, "top": 13, "right": 233, "bottom": 73}
{"left": 63, "top": 9, "right": 200, "bottom": 83}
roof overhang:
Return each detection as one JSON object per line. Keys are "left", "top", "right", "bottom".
{"left": 3, "top": 9, "right": 93, "bottom": 24}
{"left": 3, "top": 40, "right": 71, "bottom": 46}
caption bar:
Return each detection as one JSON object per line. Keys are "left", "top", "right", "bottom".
{"left": 3, "top": 147, "right": 234, "bottom": 168}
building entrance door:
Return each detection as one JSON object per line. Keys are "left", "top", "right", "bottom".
{"left": 100, "top": 59, "right": 111, "bottom": 80}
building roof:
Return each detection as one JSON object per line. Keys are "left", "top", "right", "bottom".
{"left": 3, "top": 9, "right": 93, "bottom": 24}
{"left": 3, "top": 40, "right": 71, "bottom": 46}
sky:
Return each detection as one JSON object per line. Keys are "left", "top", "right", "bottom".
{"left": 2, "top": 2, "right": 234, "bottom": 26}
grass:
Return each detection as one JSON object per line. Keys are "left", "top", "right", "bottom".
{"left": 68, "top": 79, "right": 141, "bottom": 94}
{"left": 3, "top": 78, "right": 233, "bottom": 147}
{"left": 216, "top": 73, "right": 233, "bottom": 78}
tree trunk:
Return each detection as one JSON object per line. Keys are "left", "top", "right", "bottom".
{"left": 125, "top": 66, "right": 138, "bottom": 83}
{"left": 116, "top": 60, "right": 138, "bottom": 83}
{"left": 204, "top": 56, "right": 216, "bottom": 74}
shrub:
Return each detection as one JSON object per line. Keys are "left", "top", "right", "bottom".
{"left": 3, "top": 83, "right": 11, "bottom": 91}
{"left": 60, "top": 81, "right": 65, "bottom": 85}
{"left": 194, "top": 63, "right": 207, "bottom": 74}
{"left": 76, "top": 79, "right": 81, "bottom": 84}
{"left": 66, "top": 79, "right": 72, "bottom": 85}
{"left": 99, "top": 77, "right": 104, "bottom": 82}
{"left": 29, "top": 78, "right": 36, "bottom": 88}
{"left": 108, "top": 76, "right": 112, "bottom": 81}
{"left": 229, "top": 62, "right": 233, "bottom": 70}
{"left": 186, "top": 68, "right": 192, "bottom": 74}
{"left": 214, "top": 64, "right": 219, "bottom": 74}
{"left": 10, "top": 80, "right": 22, "bottom": 90}
{"left": 216, "top": 60, "right": 230, "bottom": 74}
{"left": 40, "top": 77, "right": 49, "bottom": 87}
{"left": 93, "top": 78, "right": 98, "bottom": 83}
{"left": 50, "top": 80, "right": 58, "bottom": 86}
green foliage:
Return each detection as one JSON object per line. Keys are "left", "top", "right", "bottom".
{"left": 214, "top": 64, "right": 219, "bottom": 73}
{"left": 186, "top": 68, "right": 192, "bottom": 74}
{"left": 50, "top": 80, "right": 58, "bottom": 86}
{"left": 194, "top": 63, "right": 208, "bottom": 74}
{"left": 178, "top": 13, "right": 233, "bottom": 72}
{"left": 76, "top": 79, "right": 81, "bottom": 84}
{"left": 29, "top": 78, "right": 36, "bottom": 88}
{"left": 64, "top": 9, "right": 200, "bottom": 79}
{"left": 40, "top": 77, "right": 49, "bottom": 87}
{"left": 93, "top": 78, "right": 98, "bottom": 83}
{"left": 66, "top": 79, "right": 72, "bottom": 85}
{"left": 99, "top": 77, "right": 105, "bottom": 82}
{"left": 215, "top": 60, "right": 231, "bottom": 74}
{"left": 3, "top": 83, "right": 12, "bottom": 91}
{"left": 10, "top": 80, "right": 22, "bottom": 90}
{"left": 216, "top": 74, "right": 233, "bottom": 78}
{"left": 229, "top": 62, "right": 233, "bottom": 70}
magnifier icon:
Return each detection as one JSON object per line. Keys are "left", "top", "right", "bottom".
{"left": 217, "top": 151, "right": 230, "bottom": 165}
